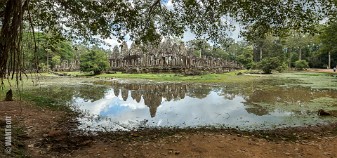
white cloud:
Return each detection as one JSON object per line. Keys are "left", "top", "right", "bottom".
{"left": 165, "top": 0, "right": 173, "bottom": 9}
{"left": 182, "top": 30, "right": 196, "bottom": 42}
{"left": 104, "top": 38, "right": 119, "bottom": 48}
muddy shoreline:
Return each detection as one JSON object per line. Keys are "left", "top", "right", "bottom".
{"left": 1, "top": 99, "right": 337, "bottom": 157}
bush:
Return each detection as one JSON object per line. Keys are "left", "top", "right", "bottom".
{"left": 257, "top": 57, "right": 285, "bottom": 74}
{"left": 276, "top": 62, "right": 288, "bottom": 73}
{"left": 295, "top": 60, "right": 309, "bottom": 70}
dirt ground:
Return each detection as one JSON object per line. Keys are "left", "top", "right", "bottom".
{"left": 307, "top": 68, "right": 336, "bottom": 73}
{"left": 1, "top": 100, "right": 337, "bottom": 158}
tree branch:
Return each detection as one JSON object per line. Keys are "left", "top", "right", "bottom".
{"left": 148, "top": 0, "right": 161, "bottom": 15}
{"left": 145, "top": 0, "right": 161, "bottom": 29}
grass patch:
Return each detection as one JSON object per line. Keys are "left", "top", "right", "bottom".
{"left": 278, "top": 72, "right": 337, "bottom": 90}
{"left": 0, "top": 80, "right": 71, "bottom": 112}
{"left": 247, "top": 96, "right": 337, "bottom": 114}
{"left": 32, "top": 70, "right": 257, "bottom": 83}
{"left": 20, "top": 92, "right": 71, "bottom": 111}
{"left": 95, "top": 70, "right": 256, "bottom": 83}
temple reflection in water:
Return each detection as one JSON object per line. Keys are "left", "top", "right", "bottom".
{"left": 69, "top": 81, "right": 337, "bottom": 131}
{"left": 112, "top": 83, "right": 188, "bottom": 117}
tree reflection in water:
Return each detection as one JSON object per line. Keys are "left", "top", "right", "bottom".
{"left": 112, "top": 82, "right": 337, "bottom": 117}
{"left": 68, "top": 81, "right": 337, "bottom": 131}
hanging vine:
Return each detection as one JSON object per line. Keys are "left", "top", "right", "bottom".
{"left": 0, "top": 0, "right": 31, "bottom": 86}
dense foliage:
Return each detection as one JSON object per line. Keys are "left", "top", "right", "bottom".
{"left": 295, "top": 60, "right": 309, "bottom": 70}
{"left": 80, "top": 47, "right": 109, "bottom": 75}
{"left": 257, "top": 57, "right": 286, "bottom": 74}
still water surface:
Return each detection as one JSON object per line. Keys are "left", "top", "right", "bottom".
{"left": 55, "top": 78, "right": 337, "bottom": 131}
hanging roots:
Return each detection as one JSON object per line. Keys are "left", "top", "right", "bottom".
{"left": 0, "top": 0, "right": 30, "bottom": 83}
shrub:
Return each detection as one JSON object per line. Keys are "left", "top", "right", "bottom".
{"left": 276, "top": 62, "right": 288, "bottom": 73}
{"left": 257, "top": 57, "right": 285, "bottom": 74}
{"left": 295, "top": 60, "right": 309, "bottom": 70}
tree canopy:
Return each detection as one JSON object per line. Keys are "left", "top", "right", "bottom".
{"left": 4, "top": 0, "right": 337, "bottom": 42}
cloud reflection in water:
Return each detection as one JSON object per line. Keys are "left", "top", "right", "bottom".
{"left": 72, "top": 83, "right": 306, "bottom": 131}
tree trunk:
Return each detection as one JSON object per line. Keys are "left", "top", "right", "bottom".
{"left": 328, "top": 52, "right": 331, "bottom": 69}
{"left": 260, "top": 48, "right": 263, "bottom": 61}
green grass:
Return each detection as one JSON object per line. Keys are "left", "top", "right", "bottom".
{"left": 0, "top": 77, "right": 73, "bottom": 112}
{"left": 26, "top": 70, "right": 261, "bottom": 84}
{"left": 48, "top": 71, "right": 92, "bottom": 77}
{"left": 20, "top": 92, "right": 72, "bottom": 111}
{"left": 36, "top": 72, "right": 58, "bottom": 77}
{"left": 277, "top": 72, "right": 337, "bottom": 90}
{"left": 94, "top": 70, "right": 257, "bottom": 83}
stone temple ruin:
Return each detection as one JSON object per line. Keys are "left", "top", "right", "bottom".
{"left": 109, "top": 39, "right": 241, "bottom": 74}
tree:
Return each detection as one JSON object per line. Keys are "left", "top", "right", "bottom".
{"left": 187, "top": 39, "right": 211, "bottom": 57}
{"left": 21, "top": 32, "right": 75, "bottom": 71}
{"left": 320, "top": 22, "right": 337, "bottom": 52}
{"left": 284, "top": 31, "right": 318, "bottom": 64}
{"left": 212, "top": 47, "right": 229, "bottom": 59}
{"left": 319, "top": 21, "right": 337, "bottom": 68}
{"left": 80, "top": 47, "right": 109, "bottom": 75}
{"left": 54, "top": 41, "right": 75, "bottom": 62}
{"left": 51, "top": 55, "right": 61, "bottom": 69}
{"left": 111, "top": 45, "right": 120, "bottom": 58}
{"left": 1, "top": 0, "right": 336, "bottom": 80}
{"left": 236, "top": 46, "right": 254, "bottom": 69}
{"left": 258, "top": 57, "right": 286, "bottom": 74}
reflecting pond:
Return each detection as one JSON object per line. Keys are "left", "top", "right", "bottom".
{"left": 26, "top": 73, "right": 337, "bottom": 131}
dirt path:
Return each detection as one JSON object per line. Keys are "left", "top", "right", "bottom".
{"left": 306, "top": 68, "right": 336, "bottom": 73}
{"left": 71, "top": 131, "right": 337, "bottom": 158}
{"left": 1, "top": 101, "right": 337, "bottom": 158}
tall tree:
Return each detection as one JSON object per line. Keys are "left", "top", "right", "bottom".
{"left": 112, "top": 45, "right": 120, "bottom": 58}
{"left": 187, "top": 39, "right": 211, "bottom": 57}
{"left": 319, "top": 21, "right": 337, "bottom": 68}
